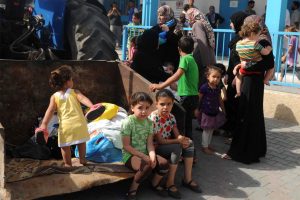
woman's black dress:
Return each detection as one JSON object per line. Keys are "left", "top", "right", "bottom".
{"left": 227, "top": 39, "right": 274, "bottom": 164}
{"left": 131, "top": 29, "right": 170, "bottom": 83}
{"left": 151, "top": 24, "right": 181, "bottom": 70}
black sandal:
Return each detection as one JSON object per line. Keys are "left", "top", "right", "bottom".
{"left": 126, "top": 190, "right": 137, "bottom": 200}
{"left": 151, "top": 183, "right": 168, "bottom": 197}
{"left": 182, "top": 180, "right": 202, "bottom": 193}
{"left": 167, "top": 185, "right": 181, "bottom": 199}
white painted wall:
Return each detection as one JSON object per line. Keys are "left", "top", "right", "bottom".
{"left": 192, "top": 0, "right": 220, "bottom": 14}
{"left": 254, "top": 0, "right": 267, "bottom": 16}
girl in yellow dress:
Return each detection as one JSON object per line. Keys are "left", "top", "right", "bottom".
{"left": 39, "top": 65, "right": 93, "bottom": 167}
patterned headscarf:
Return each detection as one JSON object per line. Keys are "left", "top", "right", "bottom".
{"left": 244, "top": 15, "right": 272, "bottom": 45}
{"left": 157, "top": 5, "right": 174, "bottom": 21}
{"left": 186, "top": 8, "right": 215, "bottom": 48}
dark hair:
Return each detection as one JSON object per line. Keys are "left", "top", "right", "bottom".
{"left": 239, "top": 21, "right": 261, "bottom": 38}
{"left": 133, "top": 12, "right": 140, "bottom": 19}
{"left": 293, "top": 1, "right": 300, "bottom": 8}
{"left": 130, "top": 36, "right": 138, "bottom": 45}
{"left": 214, "top": 63, "right": 226, "bottom": 76}
{"left": 155, "top": 89, "right": 175, "bottom": 101}
{"left": 248, "top": 0, "right": 255, "bottom": 5}
{"left": 49, "top": 65, "right": 73, "bottom": 91}
{"left": 130, "top": 92, "right": 153, "bottom": 106}
{"left": 178, "top": 36, "right": 194, "bottom": 54}
{"left": 205, "top": 65, "right": 222, "bottom": 77}
{"left": 183, "top": 4, "right": 190, "bottom": 12}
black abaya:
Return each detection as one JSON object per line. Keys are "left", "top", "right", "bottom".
{"left": 227, "top": 39, "right": 273, "bottom": 164}
{"left": 227, "top": 73, "right": 266, "bottom": 164}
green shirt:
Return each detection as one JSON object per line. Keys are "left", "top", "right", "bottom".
{"left": 178, "top": 54, "right": 199, "bottom": 96}
{"left": 121, "top": 115, "right": 153, "bottom": 163}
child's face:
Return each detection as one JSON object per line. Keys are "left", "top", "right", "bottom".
{"left": 207, "top": 70, "right": 221, "bottom": 86}
{"left": 156, "top": 97, "right": 174, "bottom": 117}
{"left": 132, "top": 16, "right": 140, "bottom": 25}
{"left": 131, "top": 101, "right": 151, "bottom": 120}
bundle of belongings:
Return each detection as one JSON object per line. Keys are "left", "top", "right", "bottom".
{"left": 10, "top": 103, "right": 126, "bottom": 162}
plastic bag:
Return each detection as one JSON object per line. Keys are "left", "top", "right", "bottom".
{"left": 75, "top": 133, "right": 122, "bottom": 163}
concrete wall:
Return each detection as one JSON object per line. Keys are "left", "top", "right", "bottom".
{"left": 264, "top": 90, "right": 300, "bottom": 125}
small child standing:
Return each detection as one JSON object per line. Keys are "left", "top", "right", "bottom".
{"left": 199, "top": 66, "right": 226, "bottom": 154}
{"left": 279, "top": 25, "right": 300, "bottom": 81}
{"left": 38, "top": 65, "right": 94, "bottom": 167}
{"left": 127, "top": 36, "right": 138, "bottom": 64}
{"left": 121, "top": 92, "right": 169, "bottom": 200}
{"left": 234, "top": 21, "right": 273, "bottom": 96}
{"left": 149, "top": 36, "right": 199, "bottom": 142}
{"left": 149, "top": 89, "right": 201, "bottom": 199}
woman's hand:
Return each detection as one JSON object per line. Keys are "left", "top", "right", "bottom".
{"left": 161, "top": 24, "right": 169, "bottom": 32}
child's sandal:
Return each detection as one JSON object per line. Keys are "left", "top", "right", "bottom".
{"left": 151, "top": 183, "right": 168, "bottom": 197}
{"left": 126, "top": 190, "right": 137, "bottom": 200}
{"left": 166, "top": 185, "right": 181, "bottom": 199}
{"left": 85, "top": 104, "right": 105, "bottom": 122}
{"left": 34, "top": 128, "right": 49, "bottom": 145}
{"left": 182, "top": 180, "right": 202, "bottom": 193}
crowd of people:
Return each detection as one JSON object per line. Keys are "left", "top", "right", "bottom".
{"left": 115, "top": 2, "right": 278, "bottom": 199}
{"left": 36, "top": 1, "right": 299, "bottom": 200}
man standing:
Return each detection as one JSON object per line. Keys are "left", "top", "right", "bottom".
{"left": 245, "top": 0, "right": 256, "bottom": 15}
{"left": 291, "top": 1, "right": 300, "bottom": 29}
{"left": 206, "top": 6, "right": 224, "bottom": 29}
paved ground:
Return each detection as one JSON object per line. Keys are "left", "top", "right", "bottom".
{"left": 42, "top": 118, "right": 300, "bottom": 200}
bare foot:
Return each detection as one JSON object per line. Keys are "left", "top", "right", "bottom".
{"left": 79, "top": 158, "right": 87, "bottom": 166}
{"left": 235, "top": 93, "right": 241, "bottom": 98}
{"left": 202, "top": 147, "right": 214, "bottom": 155}
{"left": 208, "top": 145, "right": 215, "bottom": 152}
{"left": 264, "top": 79, "right": 270, "bottom": 85}
{"left": 64, "top": 163, "right": 72, "bottom": 167}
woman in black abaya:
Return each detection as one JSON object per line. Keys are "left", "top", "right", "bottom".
{"left": 223, "top": 15, "right": 275, "bottom": 164}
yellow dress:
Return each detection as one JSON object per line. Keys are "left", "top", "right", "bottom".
{"left": 54, "top": 88, "right": 90, "bottom": 147}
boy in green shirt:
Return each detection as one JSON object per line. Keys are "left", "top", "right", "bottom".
{"left": 149, "top": 36, "right": 199, "bottom": 143}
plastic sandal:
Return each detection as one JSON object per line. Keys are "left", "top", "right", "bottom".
{"left": 126, "top": 190, "right": 137, "bottom": 200}
{"left": 182, "top": 180, "right": 202, "bottom": 193}
{"left": 35, "top": 127, "right": 49, "bottom": 145}
{"left": 166, "top": 185, "right": 181, "bottom": 199}
{"left": 221, "top": 154, "right": 232, "bottom": 160}
{"left": 85, "top": 104, "right": 105, "bottom": 122}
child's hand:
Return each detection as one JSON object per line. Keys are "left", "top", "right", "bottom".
{"left": 233, "top": 64, "right": 241, "bottom": 75}
{"left": 181, "top": 137, "right": 190, "bottom": 149}
{"left": 177, "top": 135, "right": 185, "bottom": 143}
{"left": 149, "top": 153, "right": 157, "bottom": 168}
{"left": 149, "top": 84, "right": 161, "bottom": 92}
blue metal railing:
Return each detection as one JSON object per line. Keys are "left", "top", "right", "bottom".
{"left": 269, "top": 31, "right": 300, "bottom": 88}
{"left": 121, "top": 25, "right": 300, "bottom": 88}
